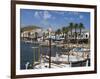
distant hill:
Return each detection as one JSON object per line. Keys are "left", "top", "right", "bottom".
{"left": 21, "top": 25, "right": 41, "bottom": 32}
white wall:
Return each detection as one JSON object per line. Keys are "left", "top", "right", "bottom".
{"left": 0, "top": 0, "right": 99, "bottom": 79}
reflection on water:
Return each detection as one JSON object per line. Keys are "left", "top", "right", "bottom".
{"left": 20, "top": 41, "right": 65, "bottom": 69}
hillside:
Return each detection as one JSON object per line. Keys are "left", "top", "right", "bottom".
{"left": 21, "top": 25, "right": 41, "bottom": 32}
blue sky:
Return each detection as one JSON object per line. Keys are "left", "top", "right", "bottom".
{"left": 20, "top": 9, "right": 90, "bottom": 31}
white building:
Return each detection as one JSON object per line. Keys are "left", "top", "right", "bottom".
{"left": 21, "top": 28, "right": 42, "bottom": 39}
{"left": 68, "top": 30, "right": 90, "bottom": 40}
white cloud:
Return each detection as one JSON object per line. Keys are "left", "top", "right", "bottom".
{"left": 79, "top": 15, "right": 84, "bottom": 19}
{"left": 70, "top": 17, "right": 74, "bottom": 21}
{"left": 68, "top": 11, "right": 80, "bottom": 15}
{"left": 55, "top": 11, "right": 66, "bottom": 15}
{"left": 34, "top": 11, "right": 52, "bottom": 20}
{"left": 34, "top": 11, "right": 40, "bottom": 18}
{"left": 64, "top": 17, "right": 68, "bottom": 20}
{"left": 43, "top": 11, "right": 51, "bottom": 20}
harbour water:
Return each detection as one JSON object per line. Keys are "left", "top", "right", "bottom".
{"left": 20, "top": 41, "right": 67, "bottom": 69}
{"left": 21, "top": 41, "right": 35, "bottom": 69}
{"left": 20, "top": 40, "right": 90, "bottom": 69}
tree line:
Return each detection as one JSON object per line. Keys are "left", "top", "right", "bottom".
{"left": 55, "top": 22, "right": 85, "bottom": 43}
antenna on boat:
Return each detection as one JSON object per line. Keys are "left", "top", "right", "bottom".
{"left": 25, "top": 62, "right": 29, "bottom": 69}
{"left": 56, "top": 52, "right": 59, "bottom": 61}
{"left": 86, "top": 59, "right": 89, "bottom": 66}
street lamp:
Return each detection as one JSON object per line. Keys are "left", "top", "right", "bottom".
{"left": 49, "top": 37, "right": 51, "bottom": 68}
{"left": 48, "top": 27, "right": 52, "bottom": 68}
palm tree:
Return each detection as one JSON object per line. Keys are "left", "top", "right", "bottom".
{"left": 56, "top": 29, "right": 61, "bottom": 35}
{"left": 78, "top": 23, "right": 85, "bottom": 44}
{"left": 62, "top": 27, "right": 66, "bottom": 37}
{"left": 62, "top": 27, "right": 66, "bottom": 42}
{"left": 74, "top": 23, "right": 78, "bottom": 43}
{"left": 68, "top": 22, "right": 74, "bottom": 36}
{"left": 55, "top": 29, "right": 61, "bottom": 41}
{"left": 68, "top": 23, "right": 74, "bottom": 43}
{"left": 64, "top": 27, "right": 69, "bottom": 43}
